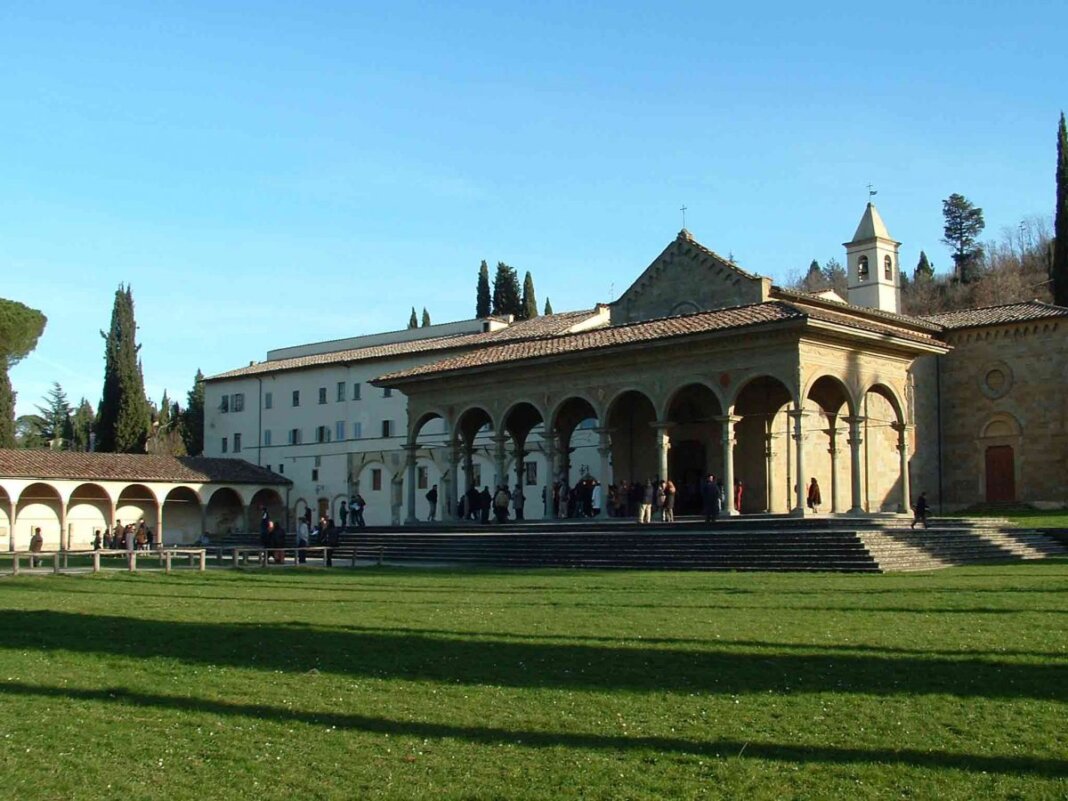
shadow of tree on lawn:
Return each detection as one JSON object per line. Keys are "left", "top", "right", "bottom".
{"left": 0, "top": 682, "right": 1063, "bottom": 779}
{"left": 0, "top": 611, "right": 1063, "bottom": 701}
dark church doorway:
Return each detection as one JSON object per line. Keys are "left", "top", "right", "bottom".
{"left": 669, "top": 439, "right": 706, "bottom": 514}
{"left": 984, "top": 445, "right": 1016, "bottom": 503}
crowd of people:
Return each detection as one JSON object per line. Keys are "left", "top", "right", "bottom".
{"left": 90, "top": 519, "right": 156, "bottom": 550}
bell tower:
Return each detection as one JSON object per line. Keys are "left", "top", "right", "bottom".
{"left": 845, "top": 202, "right": 900, "bottom": 314}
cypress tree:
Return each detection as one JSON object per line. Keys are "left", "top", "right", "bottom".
{"left": 1055, "top": 112, "right": 1068, "bottom": 307}
{"left": 71, "top": 399, "right": 94, "bottom": 452}
{"left": 421, "top": 308, "right": 431, "bottom": 327}
{"left": 476, "top": 260, "right": 491, "bottom": 318}
{"left": 520, "top": 271, "right": 538, "bottom": 320}
{"left": 408, "top": 307, "right": 418, "bottom": 329}
{"left": 95, "top": 285, "right": 151, "bottom": 453}
{"left": 492, "top": 262, "right": 522, "bottom": 317}
{"left": 544, "top": 297, "right": 554, "bottom": 315}
{"left": 182, "top": 369, "right": 205, "bottom": 456}
{"left": 0, "top": 298, "right": 47, "bottom": 447}
{"left": 914, "top": 250, "right": 934, "bottom": 280}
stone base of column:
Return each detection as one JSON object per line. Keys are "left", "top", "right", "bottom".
{"left": 847, "top": 506, "right": 866, "bottom": 515}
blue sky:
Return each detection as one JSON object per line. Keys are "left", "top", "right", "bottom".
{"left": 3, "top": 1, "right": 1065, "bottom": 417}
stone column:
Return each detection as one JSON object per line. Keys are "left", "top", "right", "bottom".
{"left": 715, "top": 415, "right": 742, "bottom": 515}
{"left": 447, "top": 442, "right": 460, "bottom": 521}
{"left": 462, "top": 443, "right": 475, "bottom": 492}
{"left": 652, "top": 423, "right": 673, "bottom": 482}
{"left": 893, "top": 422, "right": 912, "bottom": 514}
{"left": 595, "top": 427, "right": 613, "bottom": 519}
{"left": 156, "top": 504, "right": 165, "bottom": 549}
{"left": 827, "top": 415, "right": 840, "bottom": 514}
{"left": 764, "top": 426, "right": 778, "bottom": 514}
{"left": 845, "top": 416, "right": 865, "bottom": 514}
{"left": 788, "top": 408, "right": 807, "bottom": 516}
{"left": 493, "top": 435, "right": 508, "bottom": 490}
{"left": 544, "top": 433, "right": 558, "bottom": 520}
{"left": 403, "top": 443, "right": 419, "bottom": 524}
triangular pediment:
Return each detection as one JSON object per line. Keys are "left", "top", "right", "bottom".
{"left": 610, "top": 230, "right": 771, "bottom": 324}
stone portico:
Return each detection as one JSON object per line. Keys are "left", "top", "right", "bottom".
{"left": 377, "top": 230, "right": 949, "bottom": 524}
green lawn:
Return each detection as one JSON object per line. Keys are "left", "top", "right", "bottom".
{"left": 0, "top": 564, "right": 1065, "bottom": 801}
{"left": 948, "top": 504, "right": 1068, "bottom": 529}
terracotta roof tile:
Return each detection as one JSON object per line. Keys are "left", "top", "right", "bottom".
{"left": 376, "top": 301, "right": 941, "bottom": 384}
{"left": 922, "top": 301, "right": 1068, "bottom": 330}
{"left": 207, "top": 310, "right": 602, "bottom": 381}
{"left": 0, "top": 450, "right": 290, "bottom": 485}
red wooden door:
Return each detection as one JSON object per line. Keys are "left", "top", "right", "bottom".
{"left": 985, "top": 445, "right": 1016, "bottom": 502}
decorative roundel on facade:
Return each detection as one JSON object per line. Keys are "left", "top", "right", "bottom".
{"left": 979, "top": 361, "right": 1013, "bottom": 399}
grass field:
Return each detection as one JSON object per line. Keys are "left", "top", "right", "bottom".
{"left": 0, "top": 563, "right": 1065, "bottom": 801}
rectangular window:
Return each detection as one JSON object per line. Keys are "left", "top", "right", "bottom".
{"left": 417, "top": 466, "right": 428, "bottom": 490}
{"left": 232, "top": 393, "right": 245, "bottom": 413}
{"left": 233, "top": 433, "right": 242, "bottom": 453}
{"left": 352, "top": 422, "right": 362, "bottom": 440}
{"left": 263, "top": 429, "right": 272, "bottom": 446}
{"left": 353, "top": 383, "right": 361, "bottom": 400}
{"left": 278, "top": 463, "right": 284, "bottom": 474}
{"left": 371, "top": 469, "right": 382, "bottom": 491}
{"left": 381, "top": 420, "right": 394, "bottom": 438}
{"left": 288, "top": 428, "right": 301, "bottom": 445}
{"left": 337, "top": 381, "right": 346, "bottom": 402}
{"left": 312, "top": 468, "right": 319, "bottom": 482}
{"left": 220, "top": 395, "right": 229, "bottom": 413}
{"left": 315, "top": 425, "right": 330, "bottom": 443}
{"left": 292, "top": 390, "right": 300, "bottom": 407}
{"left": 470, "top": 464, "right": 482, "bottom": 488}
{"left": 264, "top": 392, "right": 273, "bottom": 410}
{"left": 221, "top": 436, "right": 228, "bottom": 453}
{"left": 383, "top": 387, "right": 393, "bottom": 398}
{"left": 524, "top": 461, "right": 538, "bottom": 486}
{"left": 318, "top": 387, "right": 327, "bottom": 404}
{"left": 336, "top": 421, "right": 345, "bottom": 441}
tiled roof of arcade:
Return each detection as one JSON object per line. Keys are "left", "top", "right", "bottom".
{"left": 0, "top": 450, "right": 290, "bottom": 485}
{"left": 922, "top": 301, "right": 1068, "bottom": 330}
{"left": 207, "top": 309, "right": 602, "bottom": 381}
{"left": 375, "top": 300, "right": 942, "bottom": 384}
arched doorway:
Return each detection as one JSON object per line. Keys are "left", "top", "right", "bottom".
{"left": 205, "top": 487, "right": 245, "bottom": 537}
{"left": 606, "top": 390, "right": 657, "bottom": 485}
{"left": 734, "top": 376, "right": 793, "bottom": 513}
{"left": 162, "top": 487, "right": 202, "bottom": 546}
{"left": 16, "top": 483, "right": 62, "bottom": 550}
{"left": 664, "top": 383, "right": 724, "bottom": 514}
{"left": 67, "top": 483, "right": 111, "bottom": 549}
{"left": 806, "top": 376, "right": 854, "bottom": 514}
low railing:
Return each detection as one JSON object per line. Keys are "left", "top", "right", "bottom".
{"left": 7, "top": 548, "right": 208, "bottom": 575}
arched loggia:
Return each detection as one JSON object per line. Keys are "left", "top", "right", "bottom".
{"left": 549, "top": 396, "right": 603, "bottom": 519}
{"left": 664, "top": 383, "right": 724, "bottom": 514}
{"left": 805, "top": 375, "right": 856, "bottom": 514}
{"left": 404, "top": 410, "right": 449, "bottom": 525}
{"left": 861, "top": 382, "right": 910, "bottom": 513}
{"left": 733, "top": 375, "right": 794, "bottom": 514}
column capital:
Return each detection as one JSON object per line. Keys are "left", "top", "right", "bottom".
{"left": 649, "top": 421, "right": 676, "bottom": 431}
{"left": 714, "top": 414, "right": 743, "bottom": 426}
{"left": 787, "top": 407, "right": 808, "bottom": 420}
{"left": 843, "top": 415, "right": 866, "bottom": 426}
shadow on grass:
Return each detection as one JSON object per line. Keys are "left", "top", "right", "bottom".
{"left": 0, "top": 682, "right": 1064, "bottom": 779}
{"left": 1, "top": 611, "right": 1064, "bottom": 701}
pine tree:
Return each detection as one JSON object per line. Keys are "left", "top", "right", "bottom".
{"left": 33, "top": 382, "right": 73, "bottom": 448}
{"left": 492, "top": 262, "right": 522, "bottom": 317}
{"left": 914, "top": 251, "right": 934, "bottom": 280}
{"left": 182, "top": 369, "right": 205, "bottom": 456}
{"left": 520, "top": 272, "right": 538, "bottom": 320}
{"left": 95, "top": 286, "right": 152, "bottom": 453}
{"left": 942, "top": 194, "right": 985, "bottom": 283}
{"left": 421, "top": 308, "right": 431, "bottom": 327}
{"left": 476, "top": 260, "right": 491, "bottom": 318}
{"left": 1054, "top": 112, "right": 1068, "bottom": 307}
{"left": 0, "top": 298, "right": 47, "bottom": 447}
{"left": 544, "top": 297, "right": 554, "bottom": 315}
{"left": 801, "top": 260, "right": 823, "bottom": 292}
{"left": 408, "top": 307, "right": 418, "bottom": 329}
{"left": 71, "top": 399, "right": 94, "bottom": 451}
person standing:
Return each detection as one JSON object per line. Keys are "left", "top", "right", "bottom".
{"left": 339, "top": 501, "right": 349, "bottom": 529}
{"left": 513, "top": 484, "right": 525, "bottom": 521}
{"left": 29, "top": 527, "right": 44, "bottom": 568}
{"left": 353, "top": 494, "right": 367, "bottom": 528}
{"left": 480, "top": 487, "right": 492, "bottom": 524}
{"left": 702, "top": 475, "right": 721, "bottom": 525}
{"left": 323, "top": 518, "right": 339, "bottom": 566}
{"left": 911, "top": 491, "right": 930, "bottom": 529}
{"left": 590, "top": 481, "right": 602, "bottom": 517}
{"left": 734, "top": 480, "right": 744, "bottom": 515}
{"left": 296, "top": 516, "right": 310, "bottom": 563}
{"left": 663, "top": 479, "right": 676, "bottom": 523}
{"left": 639, "top": 480, "right": 654, "bottom": 524}
{"left": 426, "top": 485, "right": 438, "bottom": 522}
{"left": 807, "top": 478, "right": 822, "bottom": 513}
{"left": 93, "top": 530, "right": 102, "bottom": 550}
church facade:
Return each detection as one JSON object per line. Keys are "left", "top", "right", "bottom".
{"left": 200, "top": 203, "right": 1067, "bottom": 529}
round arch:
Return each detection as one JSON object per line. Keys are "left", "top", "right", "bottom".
{"left": 606, "top": 388, "right": 658, "bottom": 484}
{"left": 16, "top": 482, "right": 63, "bottom": 550}
{"left": 115, "top": 484, "right": 160, "bottom": 541}
{"left": 205, "top": 486, "right": 245, "bottom": 537}
{"left": 864, "top": 382, "right": 905, "bottom": 425}
{"left": 733, "top": 374, "right": 795, "bottom": 514}
{"left": 67, "top": 482, "right": 111, "bottom": 550}
{"left": 249, "top": 487, "right": 287, "bottom": 532}
{"left": 978, "top": 412, "right": 1023, "bottom": 504}
{"left": 162, "top": 486, "right": 202, "bottom": 546}
{"left": 454, "top": 405, "right": 495, "bottom": 445}
{"left": 663, "top": 382, "right": 725, "bottom": 514}
{"left": 502, "top": 399, "right": 547, "bottom": 441}
{"left": 0, "top": 485, "right": 11, "bottom": 551}
{"left": 410, "top": 408, "right": 449, "bottom": 442}
{"left": 805, "top": 374, "right": 857, "bottom": 417}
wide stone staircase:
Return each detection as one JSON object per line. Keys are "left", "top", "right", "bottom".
{"left": 335, "top": 516, "right": 1067, "bottom": 573}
